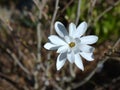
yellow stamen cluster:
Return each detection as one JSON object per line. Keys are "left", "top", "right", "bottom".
{"left": 69, "top": 42, "right": 75, "bottom": 48}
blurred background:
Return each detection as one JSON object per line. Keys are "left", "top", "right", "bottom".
{"left": 0, "top": 0, "right": 120, "bottom": 90}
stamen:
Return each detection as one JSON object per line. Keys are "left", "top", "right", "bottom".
{"left": 69, "top": 42, "right": 75, "bottom": 48}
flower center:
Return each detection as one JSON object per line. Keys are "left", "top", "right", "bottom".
{"left": 69, "top": 42, "right": 75, "bottom": 48}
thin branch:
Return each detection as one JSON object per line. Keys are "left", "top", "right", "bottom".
{"left": 37, "top": 20, "right": 42, "bottom": 63}
{"left": 33, "top": 0, "right": 41, "bottom": 10}
{"left": 113, "top": 38, "right": 120, "bottom": 49}
{"left": 33, "top": 0, "right": 47, "bottom": 89}
{"left": 94, "top": 0, "right": 120, "bottom": 24}
{"left": 0, "top": 19, "right": 30, "bottom": 75}
{"left": 60, "top": 0, "right": 74, "bottom": 14}
{"left": 0, "top": 72, "right": 25, "bottom": 90}
{"left": 104, "top": 76, "right": 120, "bottom": 88}
{"left": 75, "top": 0, "right": 81, "bottom": 25}
{"left": 50, "top": 0, "right": 59, "bottom": 35}
{"left": 6, "top": 49, "right": 30, "bottom": 75}
{"left": 51, "top": 80, "right": 63, "bottom": 90}
{"left": 33, "top": 0, "right": 42, "bottom": 89}
{"left": 87, "top": 0, "right": 97, "bottom": 27}
{"left": 69, "top": 64, "right": 75, "bottom": 78}
{"left": 0, "top": 17, "right": 13, "bottom": 32}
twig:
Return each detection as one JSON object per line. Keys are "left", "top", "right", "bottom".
{"left": 0, "top": 17, "right": 13, "bottom": 32}
{"left": 94, "top": 0, "right": 120, "bottom": 24}
{"left": 71, "top": 38, "right": 120, "bottom": 89}
{"left": 37, "top": 19, "right": 42, "bottom": 63}
{"left": 60, "top": 0, "right": 74, "bottom": 14}
{"left": 69, "top": 64, "right": 76, "bottom": 78}
{"left": 33, "top": 0, "right": 48, "bottom": 19}
{"left": 104, "top": 76, "right": 120, "bottom": 88}
{"left": 87, "top": 0, "right": 97, "bottom": 27}
{"left": 33, "top": 0, "right": 47, "bottom": 89}
{"left": 33, "top": 0, "right": 42, "bottom": 89}
{"left": 50, "top": 0, "right": 59, "bottom": 35}
{"left": 0, "top": 72, "right": 25, "bottom": 90}
{"left": 51, "top": 80, "right": 63, "bottom": 90}
{"left": 75, "top": 0, "right": 81, "bottom": 25}
{"left": 6, "top": 49, "right": 30, "bottom": 75}
{"left": 33, "top": 0, "right": 41, "bottom": 10}
{"left": 113, "top": 38, "right": 120, "bottom": 49}
{"left": 110, "top": 57, "right": 120, "bottom": 61}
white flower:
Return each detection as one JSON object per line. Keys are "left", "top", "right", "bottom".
{"left": 44, "top": 21, "right": 98, "bottom": 71}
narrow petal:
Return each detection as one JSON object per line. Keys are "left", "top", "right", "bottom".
{"left": 56, "top": 53, "right": 67, "bottom": 70}
{"left": 69, "top": 23, "right": 76, "bottom": 37}
{"left": 48, "top": 35, "right": 67, "bottom": 45}
{"left": 75, "top": 54, "right": 84, "bottom": 71}
{"left": 55, "top": 21, "right": 68, "bottom": 38}
{"left": 80, "top": 35, "right": 98, "bottom": 44}
{"left": 73, "top": 21, "right": 87, "bottom": 38}
{"left": 79, "top": 44, "right": 95, "bottom": 53}
{"left": 64, "top": 36, "right": 71, "bottom": 43}
{"left": 67, "top": 50, "right": 75, "bottom": 63}
{"left": 80, "top": 52, "right": 94, "bottom": 61}
{"left": 44, "top": 42, "right": 59, "bottom": 50}
{"left": 57, "top": 45, "right": 68, "bottom": 53}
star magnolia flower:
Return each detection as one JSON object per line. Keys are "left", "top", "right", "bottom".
{"left": 44, "top": 21, "right": 98, "bottom": 71}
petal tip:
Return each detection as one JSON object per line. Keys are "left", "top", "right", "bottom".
{"left": 56, "top": 63, "right": 62, "bottom": 71}
{"left": 81, "top": 67, "right": 84, "bottom": 71}
{"left": 96, "top": 36, "right": 99, "bottom": 41}
{"left": 55, "top": 21, "right": 62, "bottom": 28}
{"left": 56, "top": 67, "right": 60, "bottom": 71}
{"left": 44, "top": 43, "right": 49, "bottom": 50}
{"left": 82, "top": 21, "right": 87, "bottom": 24}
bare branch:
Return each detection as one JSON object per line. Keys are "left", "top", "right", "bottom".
{"left": 33, "top": 0, "right": 41, "bottom": 10}
{"left": 50, "top": 0, "right": 59, "bottom": 35}
{"left": 75, "top": 0, "right": 81, "bottom": 25}
{"left": 33, "top": 0, "right": 48, "bottom": 89}
{"left": 87, "top": 0, "right": 97, "bottom": 27}
{"left": 113, "top": 38, "right": 120, "bottom": 49}
{"left": 0, "top": 72, "right": 25, "bottom": 90}
{"left": 60, "top": 0, "right": 74, "bottom": 14}
{"left": 69, "top": 64, "right": 76, "bottom": 78}
{"left": 0, "top": 17, "right": 13, "bottom": 32}
{"left": 6, "top": 49, "right": 30, "bottom": 75}
{"left": 94, "top": 0, "right": 120, "bottom": 24}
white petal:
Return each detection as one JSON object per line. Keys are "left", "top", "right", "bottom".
{"left": 56, "top": 53, "right": 67, "bottom": 70}
{"left": 69, "top": 23, "right": 76, "bottom": 37}
{"left": 55, "top": 21, "right": 68, "bottom": 38}
{"left": 67, "top": 50, "right": 75, "bottom": 63}
{"left": 80, "top": 35, "right": 98, "bottom": 44}
{"left": 79, "top": 44, "right": 95, "bottom": 53}
{"left": 64, "top": 36, "right": 71, "bottom": 43}
{"left": 48, "top": 35, "right": 67, "bottom": 45}
{"left": 57, "top": 45, "right": 68, "bottom": 53}
{"left": 80, "top": 52, "right": 94, "bottom": 61}
{"left": 44, "top": 42, "right": 59, "bottom": 50}
{"left": 74, "top": 54, "right": 84, "bottom": 71}
{"left": 73, "top": 21, "right": 87, "bottom": 38}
